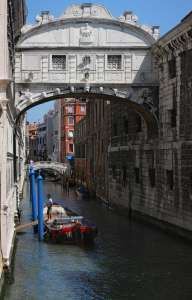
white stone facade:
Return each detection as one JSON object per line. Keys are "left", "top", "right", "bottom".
{"left": 15, "top": 4, "right": 158, "bottom": 128}
{"left": 0, "top": 0, "right": 26, "bottom": 272}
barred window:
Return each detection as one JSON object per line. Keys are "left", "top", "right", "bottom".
{"left": 112, "top": 165, "right": 116, "bottom": 179}
{"left": 149, "top": 168, "right": 156, "bottom": 187}
{"left": 112, "top": 122, "right": 118, "bottom": 136}
{"left": 168, "top": 58, "right": 176, "bottom": 79}
{"left": 107, "top": 55, "right": 122, "bottom": 70}
{"left": 166, "top": 170, "right": 173, "bottom": 190}
{"left": 52, "top": 55, "right": 66, "bottom": 70}
{"left": 135, "top": 167, "right": 140, "bottom": 184}
{"left": 136, "top": 114, "right": 142, "bottom": 132}
{"left": 68, "top": 116, "right": 74, "bottom": 125}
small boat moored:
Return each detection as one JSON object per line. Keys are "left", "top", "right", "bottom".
{"left": 43, "top": 206, "right": 98, "bottom": 244}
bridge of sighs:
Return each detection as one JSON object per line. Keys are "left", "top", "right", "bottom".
{"left": 15, "top": 4, "right": 159, "bottom": 136}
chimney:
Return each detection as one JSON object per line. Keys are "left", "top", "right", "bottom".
{"left": 123, "top": 11, "right": 133, "bottom": 22}
{"left": 41, "top": 11, "right": 50, "bottom": 24}
{"left": 152, "top": 26, "right": 160, "bottom": 40}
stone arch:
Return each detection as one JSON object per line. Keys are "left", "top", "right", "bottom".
{"left": 16, "top": 86, "right": 158, "bottom": 138}
{"left": 33, "top": 162, "right": 70, "bottom": 176}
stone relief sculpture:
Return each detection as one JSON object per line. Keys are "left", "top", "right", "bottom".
{"left": 79, "top": 23, "right": 93, "bottom": 46}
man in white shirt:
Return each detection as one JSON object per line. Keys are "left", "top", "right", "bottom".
{"left": 46, "top": 194, "right": 53, "bottom": 220}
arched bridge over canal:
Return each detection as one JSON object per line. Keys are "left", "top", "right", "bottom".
{"left": 32, "top": 161, "right": 71, "bottom": 176}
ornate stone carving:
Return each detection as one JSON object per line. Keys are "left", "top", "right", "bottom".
{"left": 72, "top": 8, "right": 81, "bottom": 17}
{"left": 62, "top": 4, "right": 112, "bottom": 20}
{"left": 79, "top": 23, "right": 93, "bottom": 46}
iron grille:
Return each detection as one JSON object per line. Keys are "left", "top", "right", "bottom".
{"left": 107, "top": 55, "right": 122, "bottom": 70}
{"left": 52, "top": 55, "right": 66, "bottom": 70}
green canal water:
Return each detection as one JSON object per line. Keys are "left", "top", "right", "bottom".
{"left": 2, "top": 181, "right": 192, "bottom": 300}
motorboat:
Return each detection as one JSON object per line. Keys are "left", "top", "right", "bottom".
{"left": 43, "top": 205, "right": 97, "bottom": 244}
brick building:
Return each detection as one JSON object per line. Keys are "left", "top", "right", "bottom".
{"left": 60, "top": 99, "right": 86, "bottom": 163}
{"left": 74, "top": 116, "right": 88, "bottom": 185}
{"left": 26, "top": 122, "right": 38, "bottom": 161}
{"left": 75, "top": 99, "right": 110, "bottom": 199}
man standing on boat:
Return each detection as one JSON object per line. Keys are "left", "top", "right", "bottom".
{"left": 46, "top": 194, "right": 53, "bottom": 220}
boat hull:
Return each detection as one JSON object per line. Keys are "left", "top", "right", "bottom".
{"left": 43, "top": 208, "right": 98, "bottom": 244}
{"left": 44, "top": 224, "right": 97, "bottom": 244}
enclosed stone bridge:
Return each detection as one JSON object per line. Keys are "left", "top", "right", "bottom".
{"left": 15, "top": 3, "right": 159, "bottom": 137}
{"left": 33, "top": 161, "right": 71, "bottom": 176}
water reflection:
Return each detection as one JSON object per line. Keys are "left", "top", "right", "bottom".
{"left": 3, "top": 181, "right": 192, "bottom": 300}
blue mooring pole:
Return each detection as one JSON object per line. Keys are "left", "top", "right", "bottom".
{"left": 29, "top": 166, "right": 33, "bottom": 202}
{"left": 37, "top": 174, "right": 44, "bottom": 241}
{"left": 29, "top": 168, "right": 37, "bottom": 221}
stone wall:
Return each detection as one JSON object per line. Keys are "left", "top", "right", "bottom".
{"left": 79, "top": 13, "right": 192, "bottom": 236}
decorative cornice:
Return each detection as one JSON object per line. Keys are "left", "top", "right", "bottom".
{"left": 153, "top": 14, "right": 192, "bottom": 61}
{"left": 18, "top": 16, "right": 156, "bottom": 48}
{"left": 20, "top": 4, "right": 159, "bottom": 41}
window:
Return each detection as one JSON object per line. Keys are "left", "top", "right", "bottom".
{"left": 52, "top": 55, "right": 66, "bottom": 70}
{"left": 122, "top": 166, "right": 127, "bottom": 186}
{"left": 68, "top": 130, "right": 74, "bottom": 138}
{"left": 181, "top": 49, "right": 192, "bottom": 77}
{"left": 168, "top": 58, "right": 176, "bottom": 79}
{"left": 80, "top": 105, "right": 86, "bottom": 113}
{"left": 166, "top": 170, "right": 173, "bottom": 190}
{"left": 168, "top": 109, "right": 176, "bottom": 128}
{"left": 83, "top": 56, "right": 91, "bottom": 65}
{"left": 107, "top": 55, "right": 122, "bottom": 70}
{"left": 66, "top": 105, "right": 74, "bottom": 114}
{"left": 149, "top": 168, "right": 156, "bottom": 187}
{"left": 101, "top": 139, "right": 104, "bottom": 152}
{"left": 135, "top": 167, "right": 140, "bottom": 184}
{"left": 68, "top": 116, "right": 74, "bottom": 125}
{"left": 136, "top": 115, "right": 142, "bottom": 132}
{"left": 69, "top": 144, "right": 74, "bottom": 153}
{"left": 171, "top": 85, "right": 177, "bottom": 127}
{"left": 84, "top": 72, "right": 89, "bottom": 80}
{"left": 112, "top": 165, "right": 116, "bottom": 179}
{"left": 81, "top": 144, "right": 86, "bottom": 158}
{"left": 112, "top": 122, "right": 118, "bottom": 136}
{"left": 190, "top": 173, "right": 192, "bottom": 194}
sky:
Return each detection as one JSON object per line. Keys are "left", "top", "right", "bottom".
{"left": 26, "top": 0, "right": 192, "bottom": 122}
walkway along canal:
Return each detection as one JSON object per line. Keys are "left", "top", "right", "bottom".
{"left": 2, "top": 180, "right": 192, "bottom": 300}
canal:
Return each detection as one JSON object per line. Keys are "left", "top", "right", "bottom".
{"left": 2, "top": 180, "right": 192, "bottom": 300}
